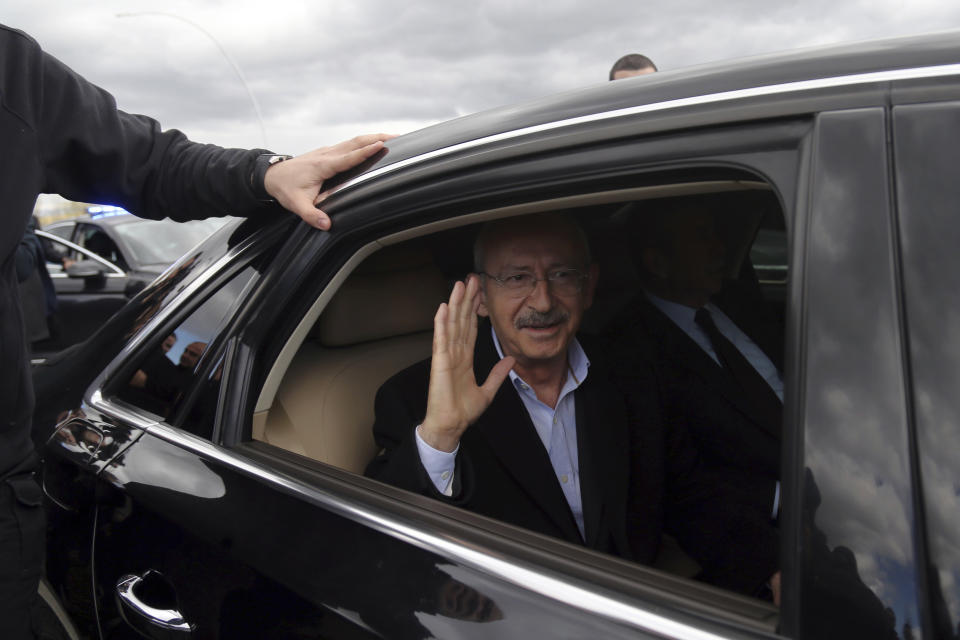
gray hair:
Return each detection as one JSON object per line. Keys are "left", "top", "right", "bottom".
{"left": 473, "top": 213, "right": 591, "bottom": 274}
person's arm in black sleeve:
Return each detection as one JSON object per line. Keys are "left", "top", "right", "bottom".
{"left": 367, "top": 278, "right": 508, "bottom": 502}
{"left": 30, "top": 42, "right": 265, "bottom": 221}
{"left": 662, "top": 415, "right": 780, "bottom": 596}
{"left": 365, "top": 361, "right": 435, "bottom": 493}
{"left": 618, "top": 356, "right": 779, "bottom": 596}
{"left": 7, "top": 27, "right": 388, "bottom": 229}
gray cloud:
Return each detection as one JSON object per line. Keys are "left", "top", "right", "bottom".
{"left": 8, "top": 0, "right": 960, "bottom": 155}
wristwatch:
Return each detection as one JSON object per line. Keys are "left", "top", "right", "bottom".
{"left": 251, "top": 153, "right": 293, "bottom": 202}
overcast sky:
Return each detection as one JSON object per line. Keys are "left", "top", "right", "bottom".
{"left": 8, "top": 0, "right": 960, "bottom": 156}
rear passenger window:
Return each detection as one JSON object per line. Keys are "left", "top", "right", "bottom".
{"left": 252, "top": 178, "right": 790, "bottom": 609}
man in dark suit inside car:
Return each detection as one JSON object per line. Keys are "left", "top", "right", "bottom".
{"left": 606, "top": 198, "right": 785, "bottom": 526}
{"left": 366, "top": 213, "right": 780, "bottom": 598}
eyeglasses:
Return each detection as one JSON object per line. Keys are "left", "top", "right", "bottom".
{"left": 481, "top": 268, "right": 587, "bottom": 298}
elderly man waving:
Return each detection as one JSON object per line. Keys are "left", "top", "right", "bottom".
{"left": 366, "top": 213, "right": 780, "bottom": 601}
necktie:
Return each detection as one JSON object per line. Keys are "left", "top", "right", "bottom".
{"left": 695, "top": 307, "right": 782, "bottom": 430}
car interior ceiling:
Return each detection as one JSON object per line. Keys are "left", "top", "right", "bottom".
{"left": 250, "top": 179, "right": 786, "bottom": 583}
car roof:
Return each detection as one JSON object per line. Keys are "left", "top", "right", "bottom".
{"left": 332, "top": 30, "right": 960, "bottom": 196}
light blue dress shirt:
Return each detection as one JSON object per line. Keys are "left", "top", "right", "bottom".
{"left": 415, "top": 325, "right": 590, "bottom": 539}
{"left": 645, "top": 291, "right": 783, "bottom": 518}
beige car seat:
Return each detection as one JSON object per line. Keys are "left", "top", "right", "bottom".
{"left": 259, "top": 247, "right": 449, "bottom": 473}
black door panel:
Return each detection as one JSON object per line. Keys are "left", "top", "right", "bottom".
{"left": 89, "top": 422, "right": 685, "bottom": 640}
{"left": 892, "top": 101, "right": 960, "bottom": 639}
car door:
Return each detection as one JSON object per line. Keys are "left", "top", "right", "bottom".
{"left": 217, "top": 118, "right": 812, "bottom": 637}
{"left": 53, "top": 219, "right": 666, "bottom": 640}
{"left": 46, "top": 89, "right": 949, "bottom": 640}
{"left": 34, "top": 230, "right": 130, "bottom": 355}
{"left": 75, "top": 241, "right": 355, "bottom": 640}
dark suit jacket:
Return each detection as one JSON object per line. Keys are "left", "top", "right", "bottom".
{"left": 365, "top": 324, "right": 632, "bottom": 556}
{"left": 365, "top": 322, "right": 779, "bottom": 593}
{"left": 606, "top": 287, "right": 783, "bottom": 519}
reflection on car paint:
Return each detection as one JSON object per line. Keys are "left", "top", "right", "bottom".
{"left": 104, "top": 441, "right": 226, "bottom": 500}
{"left": 801, "top": 109, "right": 921, "bottom": 639}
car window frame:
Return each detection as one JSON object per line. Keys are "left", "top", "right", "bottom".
{"left": 36, "top": 230, "right": 127, "bottom": 277}
{"left": 91, "top": 222, "right": 286, "bottom": 437}
{"left": 73, "top": 115, "right": 809, "bottom": 638}
{"left": 232, "top": 204, "right": 788, "bottom": 638}
{"left": 73, "top": 221, "right": 126, "bottom": 267}
{"left": 165, "top": 259, "right": 270, "bottom": 435}
{"left": 221, "top": 121, "right": 808, "bottom": 636}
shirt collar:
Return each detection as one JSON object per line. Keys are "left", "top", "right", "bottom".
{"left": 490, "top": 324, "right": 590, "bottom": 389}
{"left": 645, "top": 290, "right": 698, "bottom": 323}
{"left": 645, "top": 290, "right": 722, "bottom": 319}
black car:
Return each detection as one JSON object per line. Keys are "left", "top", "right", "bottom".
{"left": 33, "top": 212, "right": 230, "bottom": 356}
{"left": 34, "top": 31, "right": 960, "bottom": 640}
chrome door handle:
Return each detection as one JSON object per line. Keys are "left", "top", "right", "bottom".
{"left": 116, "top": 571, "right": 195, "bottom": 638}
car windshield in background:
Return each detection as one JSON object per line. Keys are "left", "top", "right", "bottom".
{"left": 112, "top": 218, "right": 232, "bottom": 266}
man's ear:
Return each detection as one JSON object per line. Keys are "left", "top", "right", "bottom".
{"left": 475, "top": 273, "right": 491, "bottom": 317}
{"left": 582, "top": 263, "right": 600, "bottom": 310}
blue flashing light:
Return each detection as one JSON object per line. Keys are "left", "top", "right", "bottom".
{"left": 87, "top": 205, "right": 131, "bottom": 219}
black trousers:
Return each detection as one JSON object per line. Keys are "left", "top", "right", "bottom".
{"left": 0, "top": 472, "right": 45, "bottom": 640}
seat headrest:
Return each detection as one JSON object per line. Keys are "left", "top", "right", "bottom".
{"left": 317, "top": 253, "right": 449, "bottom": 347}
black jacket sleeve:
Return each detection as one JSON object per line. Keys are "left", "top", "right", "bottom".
{"left": 365, "top": 357, "right": 473, "bottom": 502}
{"left": 364, "top": 362, "right": 433, "bottom": 493}
{"left": 618, "top": 356, "right": 780, "bottom": 596}
{"left": 0, "top": 24, "right": 276, "bottom": 479}
{"left": 7, "top": 25, "right": 270, "bottom": 223}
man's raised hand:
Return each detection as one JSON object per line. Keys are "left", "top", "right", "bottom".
{"left": 419, "top": 275, "right": 514, "bottom": 452}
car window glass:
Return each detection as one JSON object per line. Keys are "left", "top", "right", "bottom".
{"left": 252, "top": 185, "right": 789, "bottom": 609}
{"left": 47, "top": 223, "right": 74, "bottom": 240}
{"left": 112, "top": 263, "right": 260, "bottom": 437}
{"left": 78, "top": 224, "right": 127, "bottom": 269}
{"left": 178, "top": 353, "right": 227, "bottom": 438}
{"left": 47, "top": 230, "right": 86, "bottom": 264}
{"left": 112, "top": 218, "right": 232, "bottom": 266}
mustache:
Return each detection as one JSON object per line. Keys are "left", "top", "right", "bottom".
{"left": 515, "top": 308, "right": 569, "bottom": 330}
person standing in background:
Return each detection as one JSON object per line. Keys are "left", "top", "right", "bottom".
{"left": 16, "top": 217, "right": 58, "bottom": 346}
{"left": 609, "top": 53, "right": 658, "bottom": 80}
